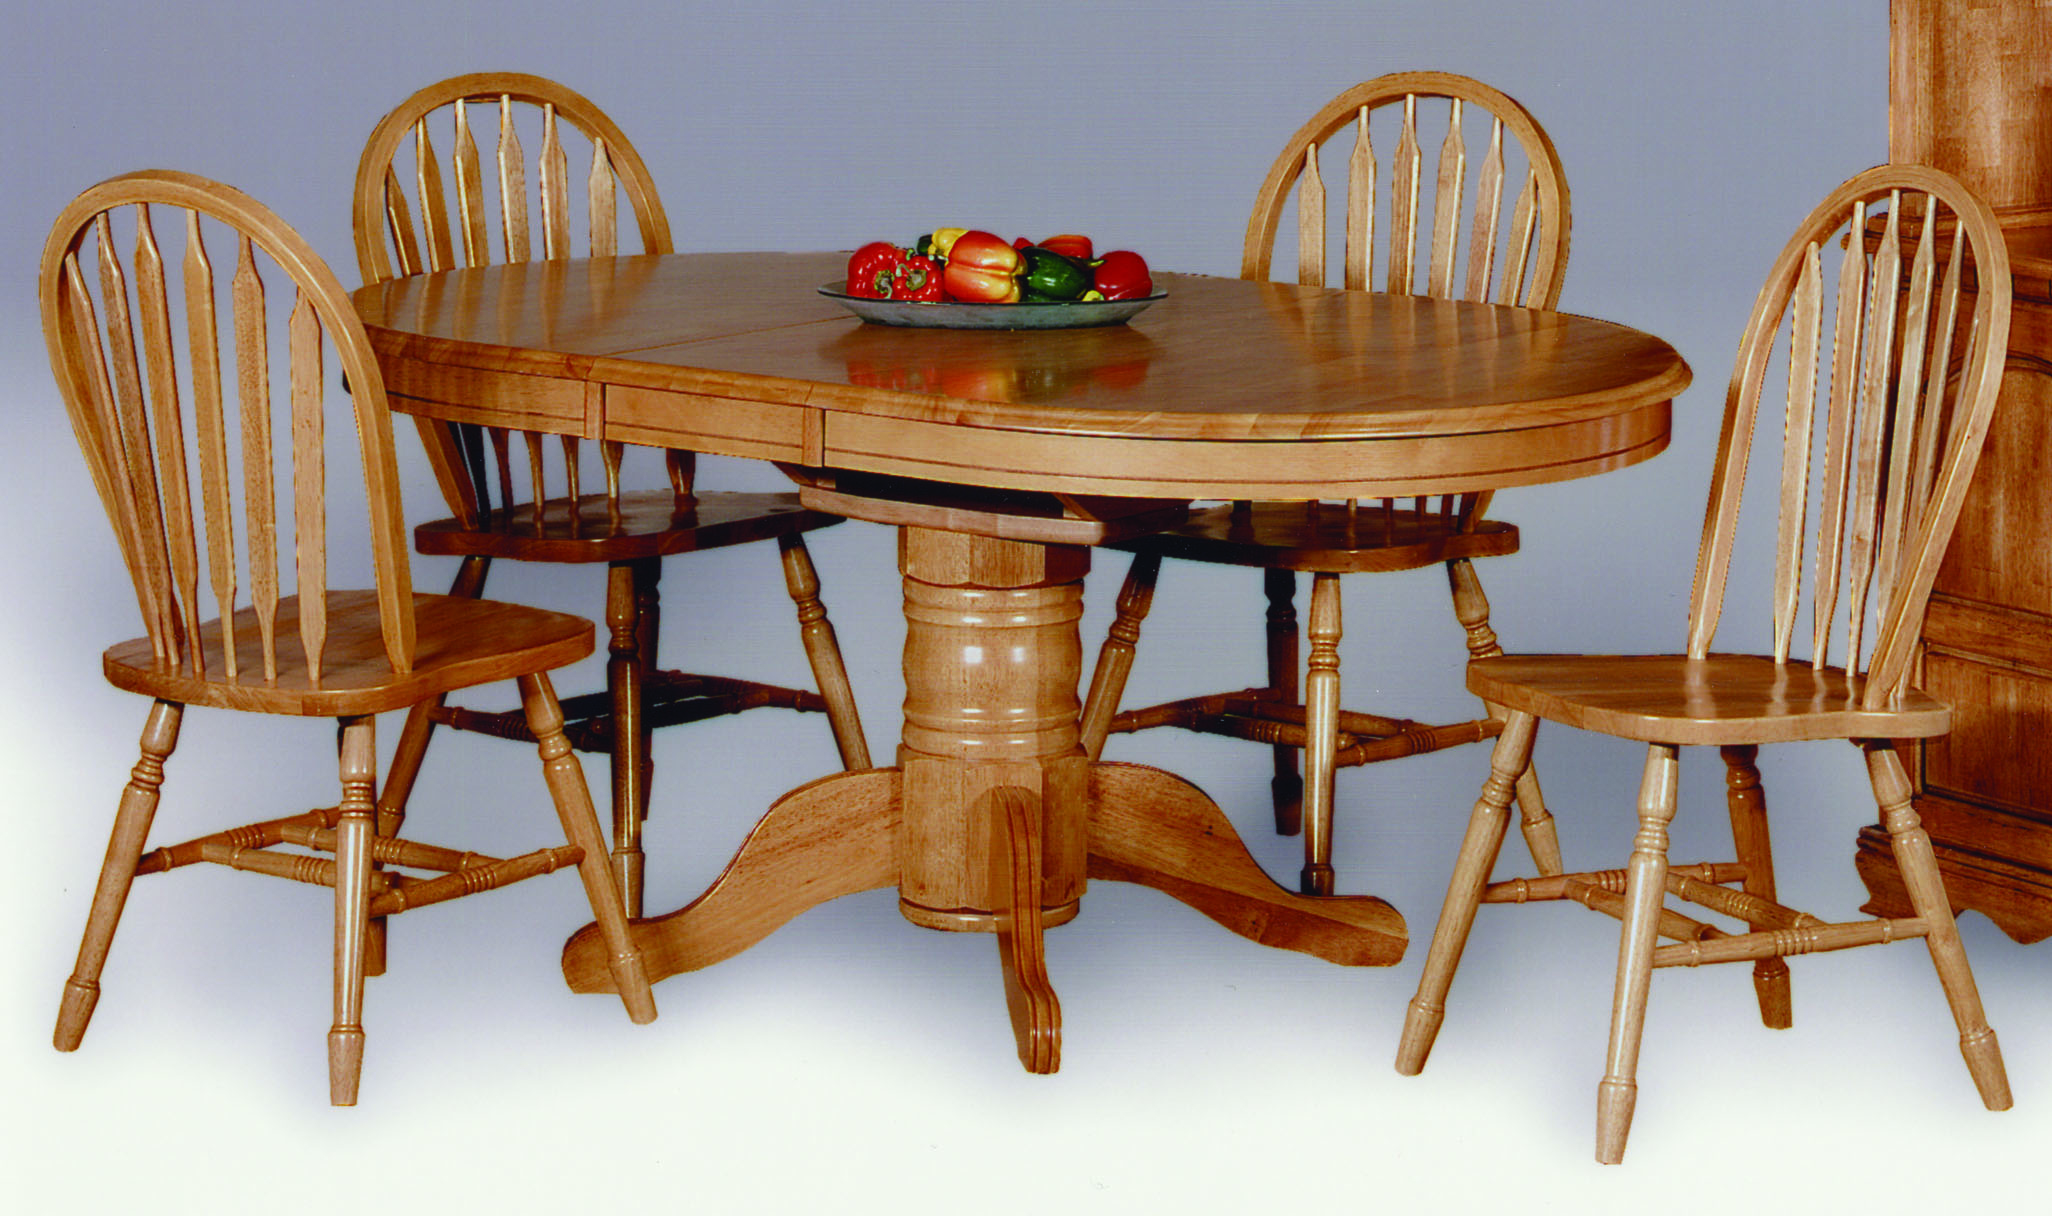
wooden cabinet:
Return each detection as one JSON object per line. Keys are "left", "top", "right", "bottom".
{"left": 1857, "top": 0, "right": 2052, "bottom": 942}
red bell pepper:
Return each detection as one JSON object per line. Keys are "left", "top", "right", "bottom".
{"left": 847, "top": 242, "right": 903, "bottom": 299}
{"left": 1013, "top": 234, "right": 1095, "bottom": 263}
{"left": 846, "top": 242, "right": 944, "bottom": 300}
{"left": 1038, "top": 233, "right": 1094, "bottom": 261}
{"left": 1091, "top": 250, "right": 1152, "bottom": 301}
{"left": 941, "top": 230, "right": 1025, "bottom": 303}
{"left": 895, "top": 253, "right": 945, "bottom": 300}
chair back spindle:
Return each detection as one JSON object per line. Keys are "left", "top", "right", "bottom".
{"left": 43, "top": 171, "right": 416, "bottom": 688}
{"left": 1684, "top": 167, "right": 2009, "bottom": 708}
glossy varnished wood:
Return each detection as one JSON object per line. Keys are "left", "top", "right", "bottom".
{"left": 988, "top": 786, "right": 1060, "bottom": 1073}
{"left": 1396, "top": 165, "right": 2013, "bottom": 1162}
{"left": 562, "top": 769, "right": 899, "bottom": 989}
{"left": 1466, "top": 653, "right": 1955, "bottom": 746}
{"left": 100, "top": 590, "right": 590, "bottom": 716}
{"left": 353, "top": 252, "right": 1686, "bottom": 496}
{"left": 1086, "top": 764, "right": 1404, "bottom": 965}
{"left": 559, "top": 530, "right": 1405, "bottom": 1072}
{"left": 43, "top": 172, "right": 654, "bottom": 1104}
{"left": 358, "top": 223, "right": 1681, "bottom": 1074}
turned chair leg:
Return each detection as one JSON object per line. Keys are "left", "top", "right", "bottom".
{"left": 1721, "top": 744, "right": 1790, "bottom": 1028}
{"left": 329, "top": 717, "right": 377, "bottom": 1106}
{"left": 1397, "top": 709, "right": 1538, "bottom": 1075}
{"left": 378, "top": 555, "right": 492, "bottom": 836}
{"left": 1079, "top": 551, "right": 1160, "bottom": 762}
{"left": 779, "top": 534, "right": 871, "bottom": 770}
{"left": 1866, "top": 741, "right": 2009, "bottom": 1110}
{"left": 605, "top": 560, "right": 654, "bottom": 918}
{"left": 1596, "top": 742, "right": 1680, "bottom": 1165}
{"left": 373, "top": 556, "right": 493, "bottom": 973}
{"left": 1300, "top": 573, "right": 1342, "bottom": 895}
{"left": 1448, "top": 557, "right": 1560, "bottom": 875}
{"left": 1264, "top": 567, "right": 1303, "bottom": 836}
{"left": 1075, "top": 549, "right": 1157, "bottom": 758}
{"left": 56, "top": 699, "right": 183, "bottom": 1052}
{"left": 519, "top": 672, "right": 657, "bottom": 1025}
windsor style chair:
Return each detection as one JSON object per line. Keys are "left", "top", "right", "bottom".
{"left": 353, "top": 73, "right": 869, "bottom": 917}
{"left": 41, "top": 170, "right": 656, "bottom": 1105}
{"left": 1394, "top": 165, "right": 2014, "bottom": 1163}
{"left": 1079, "top": 72, "right": 1570, "bottom": 895}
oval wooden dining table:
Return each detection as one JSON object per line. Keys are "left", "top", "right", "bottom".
{"left": 353, "top": 250, "right": 1691, "bottom": 1072}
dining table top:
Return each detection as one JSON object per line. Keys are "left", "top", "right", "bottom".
{"left": 352, "top": 250, "right": 1691, "bottom": 502}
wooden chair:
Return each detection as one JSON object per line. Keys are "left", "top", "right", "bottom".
{"left": 41, "top": 170, "right": 656, "bottom": 1104}
{"left": 1395, "top": 164, "right": 2014, "bottom": 1162}
{"left": 1079, "top": 72, "right": 1569, "bottom": 895}
{"left": 353, "top": 73, "right": 869, "bottom": 917}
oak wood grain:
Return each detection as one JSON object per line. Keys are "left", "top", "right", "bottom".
{"left": 354, "top": 252, "right": 1683, "bottom": 455}
{"left": 1087, "top": 764, "right": 1405, "bottom": 966}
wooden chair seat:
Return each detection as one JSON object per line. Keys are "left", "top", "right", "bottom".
{"left": 1467, "top": 653, "right": 1953, "bottom": 746}
{"left": 102, "top": 592, "right": 592, "bottom": 717}
{"left": 1113, "top": 501, "right": 1519, "bottom": 573}
{"left": 413, "top": 490, "right": 840, "bottom": 563}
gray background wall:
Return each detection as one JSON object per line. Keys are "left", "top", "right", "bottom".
{"left": 2, "top": 1, "right": 2042, "bottom": 1209}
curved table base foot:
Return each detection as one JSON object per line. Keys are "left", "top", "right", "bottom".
{"left": 1087, "top": 762, "right": 1407, "bottom": 966}
{"left": 987, "top": 786, "right": 1060, "bottom": 1072}
{"left": 563, "top": 768, "right": 900, "bottom": 992}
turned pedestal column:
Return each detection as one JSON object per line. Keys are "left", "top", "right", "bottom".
{"left": 897, "top": 528, "right": 1090, "bottom": 932}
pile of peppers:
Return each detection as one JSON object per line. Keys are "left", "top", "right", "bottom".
{"left": 844, "top": 229, "right": 1152, "bottom": 303}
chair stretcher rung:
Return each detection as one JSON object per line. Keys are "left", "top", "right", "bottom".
{"left": 195, "top": 839, "right": 578, "bottom": 915}
{"left": 1482, "top": 862, "right": 1747, "bottom": 903}
{"left": 367, "top": 844, "right": 583, "bottom": 915}
{"left": 1666, "top": 872, "right": 1820, "bottom": 931}
{"left": 1111, "top": 696, "right": 1493, "bottom": 765}
{"left": 136, "top": 808, "right": 342, "bottom": 875}
{"left": 434, "top": 670, "right": 829, "bottom": 751}
{"left": 1559, "top": 877, "right": 1724, "bottom": 944}
{"left": 1654, "top": 917, "right": 1928, "bottom": 968}
{"left": 1110, "top": 689, "right": 1410, "bottom": 739}
{"left": 1108, "top": 688, "right": 1288, "bottom": 733}
{"left": 197, "top": 841, "right": 386, "bottom": 892}
{"left": 431, "top": 704, "right": 540, "bottom": 743}
{"left": 278, "top": 823, "right": 498, "bottom": 872}
{"left": 1334, "top": 717, "right": 1501, "bottom": 766}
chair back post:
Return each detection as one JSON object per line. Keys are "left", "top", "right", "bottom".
{"left": 1681, "top": 164, "right": 2010, "bottom": 707}
{"left": 41, "top": 170, "right": 416, "bottom": 682}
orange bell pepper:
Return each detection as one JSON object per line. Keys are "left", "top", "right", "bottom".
{"left": 941, "top": 230, "right": 1024, "bottom": 303}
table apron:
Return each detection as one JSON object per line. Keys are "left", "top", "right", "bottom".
{"left": 381, "top": 356, "right": 1670, "bottom": 500}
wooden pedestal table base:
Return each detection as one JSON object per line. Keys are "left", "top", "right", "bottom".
{"left": 562, "top": 529, "right": 1406, "bottom": 1072}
